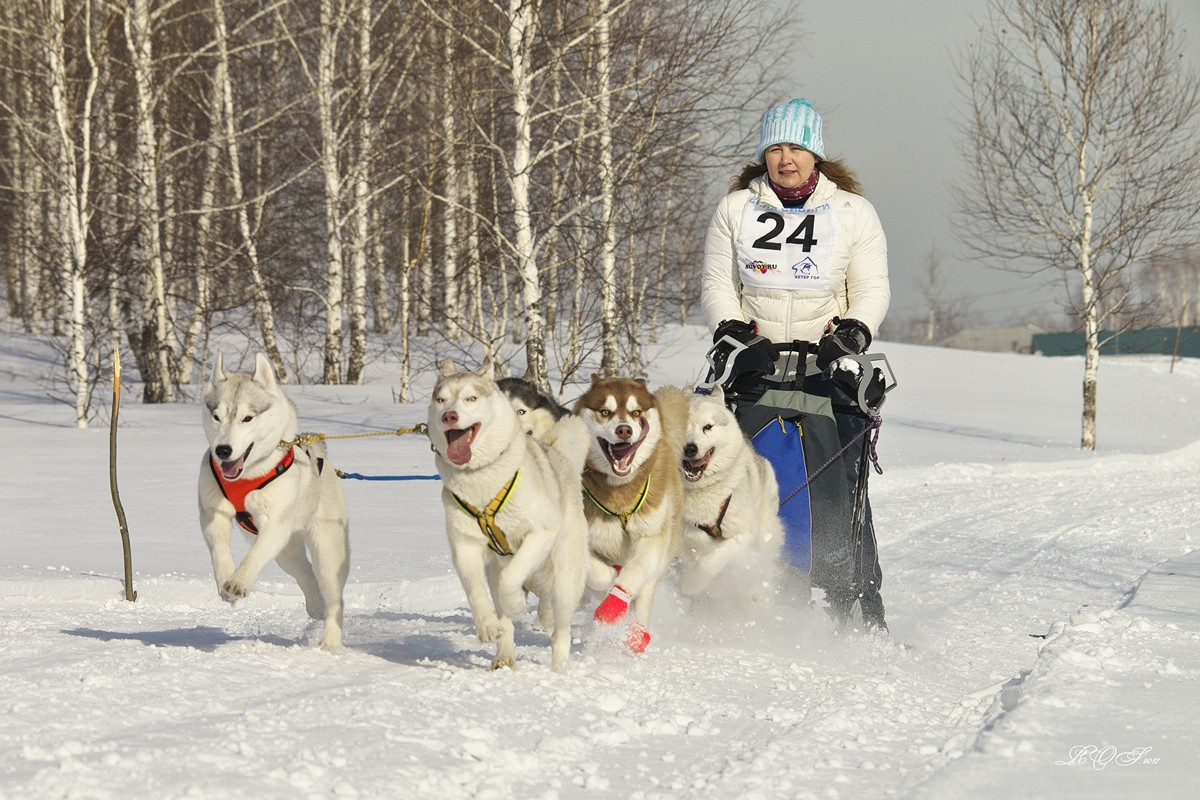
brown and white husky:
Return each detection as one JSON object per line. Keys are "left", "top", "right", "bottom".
{"left": 573, "top": 375, "right": 688, "bottom": 652}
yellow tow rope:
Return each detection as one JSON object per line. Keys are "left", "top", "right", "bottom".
{"left": 278, "top": 424, "right": 429, "bottom": 450}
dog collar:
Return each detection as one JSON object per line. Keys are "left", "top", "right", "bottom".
{"left": 582, "top": 476, "right": 650, "bottom": 532}
{"left": 210, "top": 447, "right": 296, "bottom": 534}
{"left": 450, "top": 470, "right": 520, "bottom": 556}
{"left": 697, "top": 495, "right": 732, "bottom": 540}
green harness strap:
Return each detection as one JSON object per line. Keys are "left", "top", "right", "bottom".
{"left": 451, "top": 470, "right": 520, "bottom": 556}
{"left": 582, "top": 476, "right": 651, "bottom": 532}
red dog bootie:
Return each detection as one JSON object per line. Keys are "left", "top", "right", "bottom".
{"left": 594, "top": 584, "right": 632, "bottom": 624}
{"left": 626, "top": 623, "right": 650, "bottom": 653}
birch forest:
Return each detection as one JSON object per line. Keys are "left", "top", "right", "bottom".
{"left": 1, "top": 0, "right": 781, "bottom": 426}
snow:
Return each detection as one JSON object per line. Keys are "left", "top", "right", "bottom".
{"left": 1, "top": 323, "right": 1197, "bottom": 799}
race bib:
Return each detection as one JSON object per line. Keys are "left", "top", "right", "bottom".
{"left": 736, "top": 199, "right": 837, "bottom": 291}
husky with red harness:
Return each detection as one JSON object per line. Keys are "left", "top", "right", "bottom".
{"left": 198, "top": 353, "right": 350, "bottom": 650}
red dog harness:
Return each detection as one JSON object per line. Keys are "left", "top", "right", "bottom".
{"left": 209, "top": 448, "right": 295, "bottom": 534}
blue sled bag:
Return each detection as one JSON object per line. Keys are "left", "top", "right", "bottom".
{"left": 737, "top": 386, "right": 858, "bottom": 589}
{"left": 751, "top": 417, "right": 812, "bottom": 570}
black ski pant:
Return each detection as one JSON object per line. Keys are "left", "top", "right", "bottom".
{"left": 822, "top": 407, "right": 885, "bottom": 627}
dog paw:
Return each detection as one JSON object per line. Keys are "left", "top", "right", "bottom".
{"left": 593, "top": 585, "right": 632, "bottom": 624}
{"left": 475, "top": 616, "right": 504, "bottom": 643}
{"left": 625, "top": 623, "right": 651, "bottom": 653}
{"left": 219, "top": 580, "right": 249, "bottom": 604}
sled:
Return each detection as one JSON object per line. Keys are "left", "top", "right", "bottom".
{"left": 699, "top": 339, "right": 895, "bottom": 590}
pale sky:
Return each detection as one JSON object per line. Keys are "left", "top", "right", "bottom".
{"left": 749, "top": 0, "right": 1200, "bottom": 332}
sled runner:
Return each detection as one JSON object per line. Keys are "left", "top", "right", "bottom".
{"left": 698, "top": 337, "right": 895, "bottom": 597}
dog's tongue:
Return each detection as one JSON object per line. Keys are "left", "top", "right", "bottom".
{"left": 444, "top": 424, "right": 479, "bottom": 466}
{"left": 605, "top": 418, "right": 649, "bottom": 476}
{"left": 682, "top": 449, "right": 713, "bottom": 482}
{"left": 608, "top": 442, "right": 636, "bottom": 473}
{"left": 220, "top": 454, "right": 246, "bottom": 480}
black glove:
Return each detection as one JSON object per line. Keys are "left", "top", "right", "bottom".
{"left": 713, "top": 318, "right": 759, "bottom": 345}
{"left": 815, "top": 317, "right": 871, "bottom": 371}
{"left": 708, "top": 319, "right": 779, "bottom": 390}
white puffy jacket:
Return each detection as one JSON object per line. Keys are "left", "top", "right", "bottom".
{"left": 701, "top": 173, "right": 890, "bottom": 344}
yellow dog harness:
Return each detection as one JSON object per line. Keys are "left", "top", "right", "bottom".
{"left": 450, "top": 471, "right": 520, "bottom": 556}
{"left": 582, "top": 477, "right": 651, "bottom": 533}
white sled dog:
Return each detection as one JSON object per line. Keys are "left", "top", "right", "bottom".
{"left": 198, "top": 353, "right": 350, "bottom": 650}
{"left": 678, "top": 386, "right": 785, "bottom": 604}
{"left": 428, "top": 361, "right": 589, "bottom": 670}
{"left": 574, "top": 376, "right": 688, "bottom": 652}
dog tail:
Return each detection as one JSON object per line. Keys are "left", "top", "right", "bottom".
{"left": 543, "top": 414, "right": 590, "bottom": 476}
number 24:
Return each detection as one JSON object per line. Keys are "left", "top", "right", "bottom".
{"left": 752, "top": 212, "right": 817, "bottom": 252}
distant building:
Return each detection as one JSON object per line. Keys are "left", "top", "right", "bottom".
{"left": 1033, "top": 327, "right": 1200, "bottom": 357}
{"left": 939, "top": 325, "right": 1045, "bottom": 354}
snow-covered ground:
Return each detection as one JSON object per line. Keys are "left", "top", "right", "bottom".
{"left": 1, "top": 324, "right": 1197, "bottom": 799}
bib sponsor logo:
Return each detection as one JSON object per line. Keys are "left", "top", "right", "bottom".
{"left": 792, "top": 258, "right": 819, "bottom": 280}
{"left": 744, "top": 260, "right": 777, "bottom": 275}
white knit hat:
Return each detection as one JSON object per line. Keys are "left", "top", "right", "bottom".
{"left": 755, "top": 98, "right": 825, "bottom": 163}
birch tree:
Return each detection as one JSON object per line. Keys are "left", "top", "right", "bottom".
{"left": 908, "top": 246, "right": 975, "bottom": 345}
{"left": 344, "top": 0, "right": 373, "bottom": 383}
{"left": 124, "top": 0, "right": 176, "bottom": 403}
{"left": 46, "top": 0, "right": 100, "bottom": 426}
{"left": 0, "top": 1, "right": 42, "bottom": 328}
{"left": 437, "top": 26, "right": 462, "bottom": 339}
{"left": 595, "top": 0, "right": 619, "bottom": 375}
{"left": 956, "top": 0, "right": 1200, "bottom": 450}
{"left": 317, "top": 0, "right": 348, "bottom": 384}
{"left": 211, "top": 0, "right": 288, "bottom": 382}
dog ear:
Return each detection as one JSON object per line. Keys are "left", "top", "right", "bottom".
{"left": 590, "top": 373, "right": 602, "bottom": 385}
{"left": 438, "top": 360, "right": 457, "bottom": 378}
{"left": 210, "top": 351, "right": 229, "bottom": 385}
{"left": 710, "top": 384, "right": 725, "bottom": 402}
{"left": 252, "top": 353, "right": 277, "bottom": 388}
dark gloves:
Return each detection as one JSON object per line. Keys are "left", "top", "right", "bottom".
{"left": 816, "top": 317, "right": 872, "bottom": 371}
{"left": 708, "top": 319, "right": 779, "bottom": 390}
{"left": 713, "top": 318, "right": 759, "bottom": 345}
{"left": 714, "top": 319, "right": 778, "bottom": 360}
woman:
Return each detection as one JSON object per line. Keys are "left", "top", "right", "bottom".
{"left": 701, "top": 97, "right": 891, "bottom": 631}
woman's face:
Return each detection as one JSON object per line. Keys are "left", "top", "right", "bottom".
{"left": 764, "top": 143, "right": 817, "bottom": 189}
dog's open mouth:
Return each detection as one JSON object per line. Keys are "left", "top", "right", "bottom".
{"left": 682, "top": 447, "right": 714, "bottom": 483}
{"left": 600, "top": 419, "right": 649, "bottom": 477}
{"left": 219, "top": 444, "right": 253, "bottom": 480}
{"left": 444, "top": 423, "right": 481, "bottom": 466}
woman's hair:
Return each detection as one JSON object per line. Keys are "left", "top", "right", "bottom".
{"left": 729, "top": 157, "right": 863, "bottom": 196}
